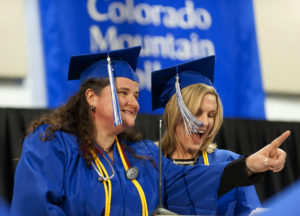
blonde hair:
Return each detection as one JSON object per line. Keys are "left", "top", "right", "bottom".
{"left": 162, "top": 83, "right": 223, "bottom": 156}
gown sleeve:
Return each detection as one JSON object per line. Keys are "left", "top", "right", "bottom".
{"left": 163, "top": 157, "right": 263, "bottom": 215}
{"left": 10, "top": 126, "right": 67, "bottom": 216}
{"left": 143, "top": 141, "right": 263, "bottom": 215}
{"left": 0, "top": 198, "right": 10, "bottom": 216}
{"left": 218, "top": 158, "right": 264, "bottom": 197}
{"left": 142, "top": 140, "right": 229, "bottom": 215}
{"left": 210, "top": 149, "right": 262, "bottom": 215}
{"left": 163, "top": 160, "right": 229, "bottom": 215}
{"left": 218, "top": 158, "right": 263, "bottom": 214}
{"left": 234, "top": 185, "right": 262, "bottom": 215}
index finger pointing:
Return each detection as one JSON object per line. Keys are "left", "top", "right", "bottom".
{"left": 269, "top": 130, "right": 291, "bottom": 149}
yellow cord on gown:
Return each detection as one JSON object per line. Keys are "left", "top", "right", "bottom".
{"left": 116, "top": 138, "right": 148, "bottom": 216}
{"left": 202, "top": 150, "right": 209, "bottom": 165}
{"left": 90, "top": 151, "right": 112, "bottom": 216}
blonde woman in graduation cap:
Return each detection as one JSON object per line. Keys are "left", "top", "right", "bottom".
{"left": 11, "top": 47, "right": 287, "bottom": 216}
{"left": 152, "top": 56, "right": 290, "bottom": 215}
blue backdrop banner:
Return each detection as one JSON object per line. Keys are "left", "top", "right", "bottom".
{"left": 39, "top": 0, "right": 265, "bottom": 119}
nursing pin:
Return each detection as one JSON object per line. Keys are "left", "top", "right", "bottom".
{"left": 126, "top": 167, "right": 138, "bottom": 180}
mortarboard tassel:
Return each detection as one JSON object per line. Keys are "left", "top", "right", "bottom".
{"left": 107, "top": 55, "right": 122, "bottom": 126}
{"left": 175, "top": 73, "right": 203, "bottom": 135}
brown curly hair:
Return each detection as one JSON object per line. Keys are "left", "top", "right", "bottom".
{"left": 26, "top": 78, "right": 144, "bottom": 165}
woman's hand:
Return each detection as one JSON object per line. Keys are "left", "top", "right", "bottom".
{"left": 246, "top": 130, "right": 290, "bottom": 174}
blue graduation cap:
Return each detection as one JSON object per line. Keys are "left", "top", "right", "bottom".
{"left": 68, "top": 46, "right": 142, "bottom": 126}
{"left": 151, "top": 55, "right": 215, "bottom": 134}
{"left": 68, "top": 46, "right": 141, "bottom": 83}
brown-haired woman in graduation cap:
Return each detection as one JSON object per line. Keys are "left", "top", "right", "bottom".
{"left": 11, "top": 46, "right": 288, "bottom": 216}
{"left": 151, "top": 55, "right": 290, "bottom": 215}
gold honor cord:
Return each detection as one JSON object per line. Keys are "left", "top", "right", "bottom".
{"left": 202, "top": 150, "right": 209, "bottom": 165}
{"left": 116, "top": 138, "right": 148, "bottom": 216}
{"left": 90, "top": 151, "right": 112, "bottom": 216}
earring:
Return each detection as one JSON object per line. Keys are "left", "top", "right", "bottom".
{"left": 90, "top": 105, "right": 96, "bottom": 112}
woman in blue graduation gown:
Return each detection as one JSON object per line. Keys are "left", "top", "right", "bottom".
{"left": 11, "top": 47, "right": 288, "bottom": 216}
{"left": 12, "top": 125, "right": 228, "bottom": 215}
{"left": 151, "top": 56, "right": 289, "bottom": 215}
{"left": 11, "top": 46, "right": 229, "bottom": 216}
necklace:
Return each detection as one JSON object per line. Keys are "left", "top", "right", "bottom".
{"left": 101, "top": 145, "right": 114, "bottom": 153}
{"left": 172, "top": 155, "right": 199, "bottom": 165}
{"left": 171, "top": 151, "right": 209, "bottom": 166}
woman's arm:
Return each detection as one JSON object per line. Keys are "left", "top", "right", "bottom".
{"left": 218, "top": 130, "right": 290, "bottom": 196}
{"left": 10, "top": 126, "right": 67, "bottom": 216}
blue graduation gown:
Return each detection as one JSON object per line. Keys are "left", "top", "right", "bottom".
{"left": 257, "top": 179, "right": 300, "bottom": 216}
{"left": 0, "top": 198, "right": 10, "bottom": 216}
{"left": 199, "top": 149, "right": 261, "bottom": 216}
{"left": 11, "top": 125, "right": 228, "bottom": 215}
{"left": 166, "top": 149, "right": 261, "bottom": 215}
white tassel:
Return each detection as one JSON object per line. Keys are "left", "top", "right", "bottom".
{"left": 175, "top": 74, "right": 202, "bottom": 134}
{"left": 107, "top": 55, "right": 122, "bottom": 126}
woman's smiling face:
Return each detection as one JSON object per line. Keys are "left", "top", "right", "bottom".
{"left": 175, "top": 93, "right": 217, "bottom": 158}
{"left": 92, "top": 77, "right": 139, "bottom": 133}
